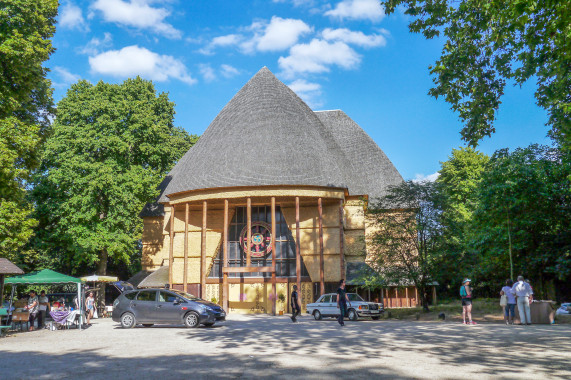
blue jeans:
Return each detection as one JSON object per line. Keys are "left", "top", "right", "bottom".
{"left": 505, "top": 303, "right": 516, "bottom": 317}
{"left": 337, "top": 302, "right": 347, "bottom": 325}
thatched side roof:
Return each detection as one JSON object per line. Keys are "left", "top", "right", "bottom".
{"left": 0, "top": 258, "right": 24, "bottom": 275}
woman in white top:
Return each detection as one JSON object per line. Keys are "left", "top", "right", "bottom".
{"left": 85, "top": 292, "right": 95, "bottom": 326}
{"left": 500, "top": 279, "right": 517, "bottom": 324}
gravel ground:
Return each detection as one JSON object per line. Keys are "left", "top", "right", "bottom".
{"left": 1, "top": 315, "right": 570, "bottom": 379}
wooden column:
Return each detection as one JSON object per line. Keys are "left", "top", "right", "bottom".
{"left": 385, "top": 288, "right": 390, "bottom": 308}
{"left": 415, "top": 287, "right": 419, "bottom": 307}
{"left": 339, "top": 199, "right": 345, "bottom": 279}
{"left": 223, "top": 199, "right": 229, "bottom": 311}
{"left": 295, "top": 197, "right": 301, "bottom": 292}
{"left": 169, "top": 205, "right": 175, "bottom": 288}
{"left": 246, "top": 197, "right": 251, "bottom": 267}
{"left": 318, "top": 197, "right": 324, "bottom": 295}
{"left": 406, "top": 287, "right": 410, "bottom": 307}
{"left": 201, "top": 201, "right": 207, "bottom": 298}
{"left": 183, "top": 203, "right": 189, "bottom": 292}
{"left": 395, "top": 288, "right": 399, "bottom": 307}
{"left": 271, "top": 197, "right": 277, "bottom": 316}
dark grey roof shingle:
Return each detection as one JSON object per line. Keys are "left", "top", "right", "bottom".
{"left": 143, "top": 67, "right": 403, "bottom": 212}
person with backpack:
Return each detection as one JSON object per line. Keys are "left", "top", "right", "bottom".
{"left": 460, "top": 279, "right": 476, "bottom": 325}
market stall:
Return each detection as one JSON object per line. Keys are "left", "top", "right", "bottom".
{"left": 80, "top": 274, "right": 119, "bottom": 317}
{"left": 0, "top": 259, "right": 24, "bottom": 329}
{"left": 5, "top": 269, "right": 84, "bottom": 330}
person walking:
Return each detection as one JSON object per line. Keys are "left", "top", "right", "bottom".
{"left": 511, "top": 276, "right": 533, "bottom": 325}
{"left": 25, "top": 290, "right": 39, "bottom": 331}
{"left": 500, "top": 280, "right": 516, "bottom": 325}
{"left": 290, "top": 285, "right": 301, "bottom": 322}
{"left": 460, "top": 279, "right": 476, "bottom": 325}
{"left": 38, "top": 290, "right": 49, "bottom": 329}
{"left": 85, "top": 292, "right": 95, "bottom": 326}
{"left": 336, "top": 279, "right": 351, "bottom": 326}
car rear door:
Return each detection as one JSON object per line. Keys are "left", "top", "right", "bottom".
{"left": 131, "top": 290, "right": 157, "bottom": 322}
{"left": 155, "top": 291, "right": 186, "bottom": 323}
{"left": 319, "top": 295, "right": 332, "bottom": 316}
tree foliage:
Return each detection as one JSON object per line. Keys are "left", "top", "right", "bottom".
{"left": 367, "top": 180, "right": 443, "bottom": 311}
{"left": 382, "top": 0, "right": 571, "bottom": 149}
{"left": 32, "top": 78, "right": 197, "bottom": 275}
{"left": 469, "top": 144, "right": 571, "bottom": 295}
{"left": 0, "top": 0, "right": 57, "bottom": 258}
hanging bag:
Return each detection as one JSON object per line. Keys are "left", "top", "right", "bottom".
{"left": 500, "top": 294, "right": 508, "bottom": 307}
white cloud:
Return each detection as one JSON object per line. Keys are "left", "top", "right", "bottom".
{"left": 255, "top": 17, "right": 312, "bottom": 52}
{"left": 325, "top": 0, "right": 385, "bottom": 22}
{"left": 79, "top": 33, "right": 113, "bottom": 55}
{"left": 199, "top": 34, "right": 241, "bottom": 55}
{"left": 278, "top": 39, "right": 361, "bottom": 78}
{"left": 220, "top": 64, "right": 239, "bottom": 78}
{"left": 272, "top": 0, "right": 315, "bottom": 6}
{"left": 89, "top": 45, "right": 196, "bottom": 85}
{"left": 52, "top": 66, "right": 81, "bottom": 88}
{"left": 412, "top": 172, "right": 440, "bottom": 183}
{"left": 288, "top": 79, "right": 323, "bottom": 108}
{"left": 91, "top": 0, "right": 181, "bottom": 39}
{"left": 199, "top": 64, "right": 216, "bottom": 82}
{"left": 322, "top": 28, "right": 387, "bottom": 47}
{"left": 59, "top": 2, "right": 88, "bottom": 30}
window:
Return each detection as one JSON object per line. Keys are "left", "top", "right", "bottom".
{"left": 321, "top": 295, "right": 331, "bottom": 303}
{"left": 209, "top": 205, "right": 309, "bottom": 278}
{"left": 124, "top": 292, "right": 137, "bottom": 300}
{"left": 347, "top": 294, "right": 364, "bottom": 302}
{"left": 158, "top": 291, "right": 183, "bottom": 303}
{"left": 136, "top": 291, "right": 156, "bottom": 302}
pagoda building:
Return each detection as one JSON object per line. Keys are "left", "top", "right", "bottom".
{"left": 140, "top": 67, "right": 405, "bottom": 314}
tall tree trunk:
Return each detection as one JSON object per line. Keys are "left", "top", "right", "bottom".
{"left": 96, "top": 249, "right": 108, "bottom": 311}
{"left": 420, "top": 285, "right": 430, "bottom": 312}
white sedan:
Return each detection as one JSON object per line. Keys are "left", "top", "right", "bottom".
{"left": 306, "top": 293, "right": 383, "bottom": 321}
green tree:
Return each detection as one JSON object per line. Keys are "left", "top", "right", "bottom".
{"left": 32, "top": 78, "right": 197, "bottom": 276}
{"left": 367, "top": 180, "right": 443, "bottom": 311}
{"left": 382, "top": 0, "right": 571, "bottom": 149}
{"left": 0, "top": 0, "right": 57, "bottom": 259}
{"left": 434, "top": 147, "right": 489, "bottom": 291}
{"left": 470, "top": 144, "right": 570, "bottom": 298}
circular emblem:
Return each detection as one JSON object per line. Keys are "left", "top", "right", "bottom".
{"left": 239, "top": 221, "right": 273, "bottom": 259}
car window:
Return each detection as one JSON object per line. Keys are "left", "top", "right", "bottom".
{"left": 321, "top": 295, "right": 331, "bottom": 303}
{"left": 170, "top": 290, "right": 200, "bottom": 301}
{"left": 124, "top": 292, "right": 137, "bottom": 300}
{"left": 158, "top": 291, "right": 183, "bottom": 303}
{"left": 347, "top": 294, "right": 364, "bottom": 302}
{"left": 136, "top": 290, "right": 156, "bottom": 302}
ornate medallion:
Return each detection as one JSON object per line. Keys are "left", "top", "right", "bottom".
{"left": 239, "top": 221, "right": 273, "bottom": 258}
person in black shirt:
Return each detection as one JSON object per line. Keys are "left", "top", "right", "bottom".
{"left": 290, "top": 285, "right": 301, "bottom": 322}
{"left": 336, "top": 279, "right": 351, "bottom": 326}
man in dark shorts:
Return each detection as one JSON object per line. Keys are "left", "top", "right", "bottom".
{"left": 336, "top": 279, "right": 351, "bottom": 326}
{"left": 290, "top": 285, "right": 301, "bottom": 322}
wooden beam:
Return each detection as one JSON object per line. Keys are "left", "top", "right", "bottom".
{"left": 415, "top": 287, "right": 419, "bottom": 307}
{"left": 271, "top": 197, "right": 277, "bottom": 316}
{"left": 169, "top": 205, "right": 174, "bottom": 288}
{"left": 339, "top": 199, "right": 345, "bottom": 279}
{"left": 406, "top": 287, "right": 410, "bottom": 307}
{"left": 183, "top": 203, "right": 189, "bottom": 292}
{"left": 295, "top": 197, "right": 301, "bottom": 292}
{"left": 246, "top": 197, "right": 251, "bottom": 267}
{"left": 396, "top": 288, "right": 400, "bottom": 308}
{"left": 201, "top": 201, "right": 207, "bottom": 298}
{"left": 222, "top": 199, "right": 229, "bottom": 311}
{"left": 222, "top": 266, "right": 275, "bottom": 273}
{"left": 318, "top": 197, "right": 324, "bottom": 295}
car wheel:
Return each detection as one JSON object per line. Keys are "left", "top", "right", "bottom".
{"left": 120, "top": 312, "right": 136, "bottom": 329}
{"left": 142, "top": 324, "right": 154, "bottom": 327}
{"left": 371, "top": 316, "right": 380, "bottom": 321}
{"left": 204, "top": 322, "right": 215, "bottom": 327}
{"left": 313, "top": 310, "right": 322, "bottom": 320}
{"left": 184, "top": 311, "right": 200, "bottom": 328}
{"left": 348, "top": 309, "right": 358, "bottom": 321}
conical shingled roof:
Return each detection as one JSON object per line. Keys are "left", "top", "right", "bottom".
{"left": 159, "top": 67, "right": 352, "bottom": 201}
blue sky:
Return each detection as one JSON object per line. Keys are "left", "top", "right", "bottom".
{"left": 48, "top": 0, "right": 552, "bottom": 181}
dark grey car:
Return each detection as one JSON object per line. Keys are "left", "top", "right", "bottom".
{"left": 112, "top": 288, "right": 226, "bottom": 328}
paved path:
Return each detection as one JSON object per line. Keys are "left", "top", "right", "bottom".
{"left": 1, "top": 315, "right": 570, "bottom": 379}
